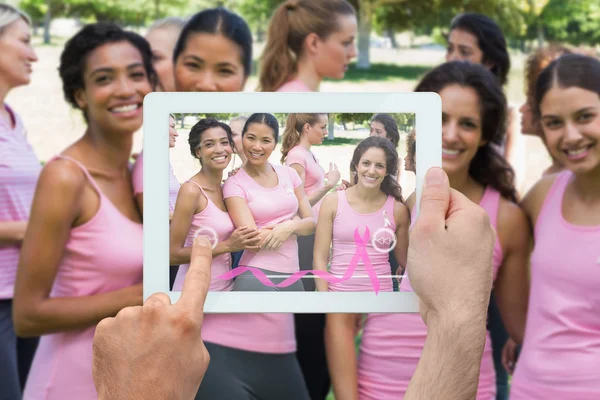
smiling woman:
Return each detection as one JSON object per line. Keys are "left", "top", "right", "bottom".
{"left": 173, "top": 7, "right": 252, "bottom": 92}
{"left": 11, "top": 22, "right": 156, "bottom": 400}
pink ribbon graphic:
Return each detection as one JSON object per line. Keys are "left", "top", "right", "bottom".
{"left": 217, "top": 226, "right": 382, "bottom": 294}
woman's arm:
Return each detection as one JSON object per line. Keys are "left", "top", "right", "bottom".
{"left": 12, "top": 160, "right": 143, "bottom": 337}
{"left": 393, "top": 201, "right": 410, "bottom": 275}
{"left": 313, "top": 193, "right": 337, "bottom": 292}
{"left": 493, "top": 201, "right": 531, "bottom": 344}
{"left": 288, "top": 163, "right": 340, "bottom": 206}
{"left": 171, "top": 183, "right": 261, "bottom": 265}
{"left": 0, "top": 221, "right": 28, "bottom": 246}
{"left": 261, "top": 183, "right": 316, "bottom": 251}
{"left": 326, "top": 313, "right": 361, "bottom": 400}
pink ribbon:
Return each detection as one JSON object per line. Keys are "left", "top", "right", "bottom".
{"left": 217, "top": 226, "right": 382, "bottom": 294}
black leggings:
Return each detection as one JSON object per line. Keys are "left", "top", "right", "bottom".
{"left": 0, "top": 299, "right": 39, "bottom": 399}
{"left": 195, "top": 342, "right": 311, "bottom": 400}
{"left": 294, "top": 234, "right": 330, "bottom": 400}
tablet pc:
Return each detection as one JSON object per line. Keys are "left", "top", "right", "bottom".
{"left": 143, "top": 92, "right": 441, "bottom": 312}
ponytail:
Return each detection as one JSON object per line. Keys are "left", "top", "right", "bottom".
{"left": 281, "top": 113, "right": 302, "bottom": 163}
{"left": 280, "top": 113, "right": 326, "bottom": 163}
{"left": 258, "top": 0, "right": 356, "bottom": 92}
{"left": 259, "top": 2, "right": 297, "bottom": 92}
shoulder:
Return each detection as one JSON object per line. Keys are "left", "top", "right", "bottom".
{"left": 280, "top": 164, "right": 302, "bottom": 179}
{"left": 393, "top": 199, "right": 410, "bottom": 225}
{"left": 321, "top": 191, "right": 339, "bottom": 214}
{"left": 179, "top": 180, "right": 203, "bottom": 199}
{"left": 520, "top": 172, "right": 562, "bottom": 221}
{"left": 496, "top": 196, "right": 531, "bottom": 254}
{"left": 405, "top": 191, "right": 417, "bottom": 214}
{"left": 39, "top": 157, "right": 87, "bottom": 193}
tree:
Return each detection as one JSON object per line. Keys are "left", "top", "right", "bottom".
{"left": 541, "top": 0, "right": 600, "bottom": 46}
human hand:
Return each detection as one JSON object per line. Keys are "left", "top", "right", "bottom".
{"left": 228, "top": 167, "right": 241, "bottom": 178}
{"left": 227, "top": 226, "right": 261, "bottom": 252}
{"left": 502, "top": 338, "right": 519, "bottom": 375}
{"left": 336, "top": 179, "right": 352, "bottom": 191}
{"left": 93, "top": 236, "right": 213, "bottom": 400}
{"left": 261, "top": 222, "right": 294, "bottom": 251}
{"left": 407, "top": 167, "right": 494, "bottom": 326}
{"left": 325, "top": 163, "right": 341, "bottom": 189}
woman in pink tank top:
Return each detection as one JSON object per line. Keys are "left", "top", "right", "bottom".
{"left": 11, "top": 23, "right": 156, "bottom": 400}
{"left": 0, "top": 5, "right": 40, "bottom": 397}
{"left": 169, "top": 118, "right": 261, "bottom": 292}
{"left": 509, "top": 54, "right": 600, "bottom": 400}
{"left": 316, "top": 136, "right": 410, "bottom": 399}
{"left": 353, "top": 62, "right": 532, "bottom": 400}
{"left": 260, "top": 0, "right": 357, "bottom": 93}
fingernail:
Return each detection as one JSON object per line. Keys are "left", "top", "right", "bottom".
{"left": 195, "top": 235, "right": 211, "bottom": 247}
{"left": 425, "top": 167, "right": 445, "bottom": 188}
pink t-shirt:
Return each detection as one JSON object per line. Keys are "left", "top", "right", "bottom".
{"left": 131, "top": 151, "right": 180, "bottom": 212}
{"left": 205, "top": 164, "right": 302, "bottom": 355}
{"left": 222, "top": 163, "right": 303, "bottom": 273}
{"left": 285, "top": 145, "right": 325, "bottom": 222}
{"left": 276, "top": 79, "right": 312, "bottom": 92}
{"left": 0, "top": 105, "right": 41, "bottom": 299}
{"left": 358, "top": 187, "right": 504, "bottom": 399}
{"left": 510, "top": 171, "right": 600, "bottom": 399}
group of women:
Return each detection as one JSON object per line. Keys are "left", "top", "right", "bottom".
{"left": 0, "top": 0, "right": 599, "bottom": 399}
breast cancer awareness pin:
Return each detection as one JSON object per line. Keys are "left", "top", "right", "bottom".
{"left": 371, "top": 209, "right": 397, "bottom": 253}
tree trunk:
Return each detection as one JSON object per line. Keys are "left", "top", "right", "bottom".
{"left": 386, "top": 28, "right": 398, "bottom": 49}
{"left": 536, "top": 19, "right": 544, "bottom": 49}
{"left": 328, "top": 113, "right": 335, "bottom": 140}
{"left": 43, "top": 6, "right": 51, "bottom": 45}
{"left": 356, "top": 0, "right": 373, "bottom": 70}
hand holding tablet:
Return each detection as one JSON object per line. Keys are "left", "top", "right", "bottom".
{"left": 92, "top": 167, "right": 495, "bottom": 400}
{"left": 92, "top": 236, "right": 213, "bottom": 400}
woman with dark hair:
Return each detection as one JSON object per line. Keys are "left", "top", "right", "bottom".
{"left": 446, "top": 13, "right": 510, "bottom": 86}
{"left": 316, "top": 136, "right": 409, "bottom": 399}
{"left": 446, "top": 16, "right": 520, "bottom": 397}
{"left": 173, "top": 7, "right": 252, "bottom": 92}
{"left": 261, "top": 0, "right": 357, "bottom": 92}
{"left": 0, "top": 4, "right": 40, "bottom": 397}
{"left": 169, "top": 118, "right": 261, "bottom": 293}
{"left": 349, "top": 62, "right": 531, "bottom": 399}
{"left": 12, "top": 22, "right": 156, "bottom": 399}
{"left": 510, "top": 53, "right": 600, "bottom": 399}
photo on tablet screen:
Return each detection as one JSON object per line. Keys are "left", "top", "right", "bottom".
{"left": 142, "top": 93, "right": 441, "bottom": 313}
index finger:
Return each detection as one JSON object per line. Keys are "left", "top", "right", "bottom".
{"left": 177, "top": 235, "right": 212, "bottom": 322}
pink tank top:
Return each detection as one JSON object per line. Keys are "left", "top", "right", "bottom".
{"left": 23, "top": 155, "right": 143, "bottom": 400}
{"left": 329, "top": 191, "right": 396, "bottom": 293}
{"left": 172, "top": 180, "right": 234, "bottom": 292}
{"left": 0, "top": 105, "right": 41, "bottom": 299}
{"left": 131, "top": 150, "right": 180, "bottom": 212}
{"left": 510, "top": 171, "right": 600, "bottom": 400}
{"left": 358, "top": 187, "right": 504, "bottom": 399}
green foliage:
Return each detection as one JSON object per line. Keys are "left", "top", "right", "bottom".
{"left": 335, "top": 113, "right": 415, "bottom": 132}
{"left": 541, "top": 0, "right": 600, "bottom": 45}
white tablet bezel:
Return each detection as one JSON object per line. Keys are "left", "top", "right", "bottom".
{"left": 143, "top": 92, "right": 441, "bottom": 313}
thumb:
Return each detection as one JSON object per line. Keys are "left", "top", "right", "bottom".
{"left": 415, "top": 167, "right": 450, "bottom": 231}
